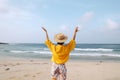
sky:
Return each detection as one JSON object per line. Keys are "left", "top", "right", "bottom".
{"left": 0, "top": 0, "right": 120, "bottom": 43}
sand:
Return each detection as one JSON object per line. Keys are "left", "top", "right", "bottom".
{"left": 0, "top": 58, "right": 120, "bottom": 80}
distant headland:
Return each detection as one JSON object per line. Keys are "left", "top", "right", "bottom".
{"left": 0, "top": 42, "right": 8, "bottom": 44}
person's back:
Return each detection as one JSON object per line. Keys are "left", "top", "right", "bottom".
{"left": 42, "top": 27, "right": 78, "bottom": 80}
{"left": 45, "top": 38, "right": 76, "bottom": 64}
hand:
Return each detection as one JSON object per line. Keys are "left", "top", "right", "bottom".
{"left": 41, "top": 27, "right": 47, "bottom": 32}
{"left": 73, "top": 27, "right": 79, "bottom": 40}
{"left": 41, "top": 27, "right": 49, "bottom": 40}
{"left": 75, "top": 27, "right": 79, "bottom": 33}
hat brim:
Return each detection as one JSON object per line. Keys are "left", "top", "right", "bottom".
{"left": 54, "top": 35, "right": 68, "bottom": 43}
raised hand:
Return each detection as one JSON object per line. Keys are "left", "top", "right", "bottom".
{"left": 42, "top": 27, "right": 47, "bottom": 32}
{"left": 75, "top": 27, "right": 79, "bottom": 33}
{"left": 73, "top": 27, "right": 79, "bottom": 40}
{"left": 41, "top": 27, "right": 49, "bottom": 40}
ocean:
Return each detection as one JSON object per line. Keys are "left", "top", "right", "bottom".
{"left": 0, "top": 43, "right": 120, "bottom": 61}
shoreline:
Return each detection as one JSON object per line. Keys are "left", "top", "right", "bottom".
{"left": 0, "top": 58, "right": 120, "bottom": 80}
{"left": 1, "top": 55, "right": 120, "bottom": 62}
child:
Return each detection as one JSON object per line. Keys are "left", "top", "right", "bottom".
{"left": 42, "top": 27, "right": 78, "bottom": 80}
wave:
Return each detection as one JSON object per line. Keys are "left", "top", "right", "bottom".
{"left": 70, "top": 53, "right": 120, "bottom": 57}
{"left": 43, "top": 48, "right": 50, "bottom": 50}
{"left": 10, "top": 50, "right": 37, "bottom": 53}
{"left": 32, "top": 51, "right": 51, "bottom": 54}
{"left": 75, "top": 48, "right": 113, "bottom": 52}
{"left": 10, "top": 50, "right": 120, "bottom": 58}
{"left": 10, "top": 50, "right": 51, "bottom": 54}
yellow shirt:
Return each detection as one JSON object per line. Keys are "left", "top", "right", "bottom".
{"left": 45, "top": 40, "right": 76, "bottom": 64}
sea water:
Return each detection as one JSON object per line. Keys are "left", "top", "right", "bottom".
{"left": 0, "top": 43, "right": 120, "bottom": 61}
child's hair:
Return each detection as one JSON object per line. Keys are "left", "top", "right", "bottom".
{"left": 57, "top": 42, "right": 64, "bottom": 45}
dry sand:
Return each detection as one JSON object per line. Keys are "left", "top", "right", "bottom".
{"left": 0, "top": 58, "right": 120, "bottom": 80}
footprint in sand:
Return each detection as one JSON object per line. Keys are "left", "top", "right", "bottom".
{"left": 9, "top": 76, "right": 17, "bottom": 80}
{"left": 32, "top": 75, "right": 36, "bottom": 77}
{"left": 36, "top": 72, "right": 41, "bottom": 75}
{"left": 5, "top": 68, "right": 10, "bottom": 71}
{"left": 16, "top": 63, "right": 20, "bottom": 65}
{"left": 24, "top": 74, "right": 31, "bottom": 77}
{"left": 42, "top": 62, "right": 48, "bottom": 64}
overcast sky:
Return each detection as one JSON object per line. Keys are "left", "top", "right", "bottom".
{"left": 0, "top": 0, "right": 120, "bottom": 43}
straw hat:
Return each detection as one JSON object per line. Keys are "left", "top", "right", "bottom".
{"left": 54, "top": 33, "right": 68, "bottom": 43}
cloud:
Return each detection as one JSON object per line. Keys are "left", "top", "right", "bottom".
{"left": 0, "top": 0, "right": 44, "bottom": 43}
{"left": 77, "top": 12, "right": 94, "bottom": 30}
{"left": 0, "top": 0, "right": 45, "bottom": 28}
{"left": 80, "top": 12, "right": 94, "bottom": 23}
{"left": 60, "top": 25, "right": 68, "bottom": 30}
{"left": 106, "top": 19, "right": 119, "bottom": 30}
{"left": 0, "top": 0, "right": 9, "bottom": 13}
{"left": 0, "top": 0, "right": 34, "bottom": 20}
{"left": 58, "top": 25, "right": 70, "bottom": 34}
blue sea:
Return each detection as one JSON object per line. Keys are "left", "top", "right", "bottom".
{"left": 0, "top": 43, "right": 120, "bottom": 61}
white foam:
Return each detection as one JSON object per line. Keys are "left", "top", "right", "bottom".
{"left": 70, "top": 53, "right": 120, "bottom": 57}
{"left": 10, "top": 50, "right": 37, "bottom": 53}
{"left": 10, "top": 50, "right": 52, "bottom": 54}
{"left": 10, "top": 50, "right": 120, "bottom": 57}
{"left": 33, "top": 51, "right": 51, "bottom": 54}
{"left": 75, "top": 48, "right": 113, "bottom": 52}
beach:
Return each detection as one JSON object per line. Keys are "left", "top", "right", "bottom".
{"left": 0, "top": 58, "right": 120, "bottom": 80}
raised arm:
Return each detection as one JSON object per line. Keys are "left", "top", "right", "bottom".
{"left": 41, "top": 27, "right": 49, "bottom": 40}
{"left": 73, "top": 27, "right": 79, "bottom": 40}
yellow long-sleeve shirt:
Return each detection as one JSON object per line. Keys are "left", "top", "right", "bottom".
{"left": 45, "top": 40, "right": 76, "bottom": 64}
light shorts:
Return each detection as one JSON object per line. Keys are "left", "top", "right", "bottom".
{"left": 51, "top": 62, "right": 67, "bottom": 80}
